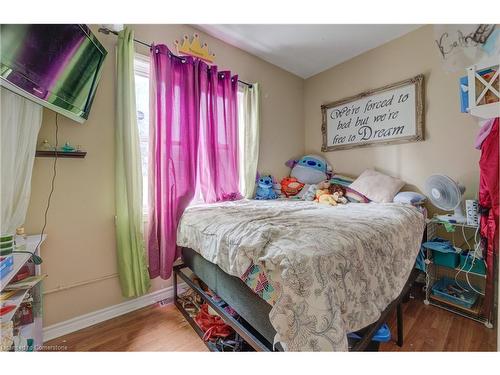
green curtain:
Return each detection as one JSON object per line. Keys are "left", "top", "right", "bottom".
{"left": 115, "top": 27, "right": 151, "bottom": 297}
{"left": 238, "top": 83, "right": 261, "bottom": 198}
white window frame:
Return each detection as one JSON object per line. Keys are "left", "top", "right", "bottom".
{"left": 133, "top": 53, "right": 151, "bottom": 221}
{"left": 134, "top": 53, "right": 150, "bottom": 78}
{"left": 237, "top": 84, "right": 246, "bottom": 195}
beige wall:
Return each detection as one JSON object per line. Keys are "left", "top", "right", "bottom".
{"left": 25, "top": 24, "right": 304, "bottom": 326}
{"left": 304, "top": 25, "right": 480, "bottom": 206}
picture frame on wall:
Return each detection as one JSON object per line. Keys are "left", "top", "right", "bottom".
{"left": 321, "top": 74, "right": 425, "bottom": 152}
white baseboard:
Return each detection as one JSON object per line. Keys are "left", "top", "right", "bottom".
{"left": 43, "top": 283, "right": 186, "bottom": 342}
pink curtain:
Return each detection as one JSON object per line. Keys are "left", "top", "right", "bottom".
{"left": 197, "top": 64, "right": 240, "bottom": 203}
{"left": 148, "top": 44, "right": 240, "bottom": 279}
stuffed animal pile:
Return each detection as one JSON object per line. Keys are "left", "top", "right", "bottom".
{"left": 280, "top": 154, "right": 332, "bottom": 199}
{"left": 313, "top": 181, "right": 348, "bottom": 206}
{"left": 253, "top": 154, "right": 348, "bottom": 206}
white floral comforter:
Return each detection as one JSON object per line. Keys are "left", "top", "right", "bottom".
{"left": 177, "top": 199, "right": 425, "bottom": 351}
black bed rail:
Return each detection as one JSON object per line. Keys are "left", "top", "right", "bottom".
{"left": 174, "top": 263, "right": 417, "bottom": 352}
{"left": 173, "top": 264, "right": 272, "bottom": 352}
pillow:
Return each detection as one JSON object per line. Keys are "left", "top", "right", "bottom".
{"left": 349, "top": 169, "right": 405, "bottom": 203}
{"left": 393, "top": 191, "right": 426, "bottom": 205}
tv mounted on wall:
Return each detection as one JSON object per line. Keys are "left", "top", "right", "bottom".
{"left": 0, "top": 24, "right": 107, "bottom": 123}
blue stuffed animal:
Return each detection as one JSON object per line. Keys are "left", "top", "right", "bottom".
{"left": 255, "top": 175, "right": 278, "bottom": 200}
{"left": 287, "top": 154, "right": 332, "bottom": 184}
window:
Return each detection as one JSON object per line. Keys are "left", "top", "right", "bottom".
{"left": 237, "top": 87, "right": 246, "bottom": 194}
{"left": 133, "top": 56, "right": 250, "bottom": 209}
{"left": 134, "top": 54, "right": 150, "bottom": 214}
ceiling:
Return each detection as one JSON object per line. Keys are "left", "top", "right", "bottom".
{"left": 195, "top": 24, "right": 422, "bottom": 78}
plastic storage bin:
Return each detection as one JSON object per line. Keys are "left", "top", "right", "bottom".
{"left": 458, "top": 254, "right": 486, "bottom": 275}
{"left": 431, "top": 277, "right": 479, "bottom": 309}
{"left": 432, "top": 250, "right": 459, "bottom": 268}
{"left": 347, "top": 323, "right": 391, "bottom": 351}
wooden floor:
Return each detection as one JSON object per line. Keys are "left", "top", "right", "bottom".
{"left": 45, "top": 296, "right": 496, "bottom": 351}
{"left": 380, "top": 296, "right": 496, "bottom": 351}
{"left": 45, "top": 302, "right": 208, "bottom": 352}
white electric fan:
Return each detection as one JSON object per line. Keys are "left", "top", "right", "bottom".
{"left": 424, "top": 174, "right": 467, "bottom": 223}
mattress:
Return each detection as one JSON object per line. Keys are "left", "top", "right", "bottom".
{"left": 177, "top": 199, "right": 425, "bottom": 351}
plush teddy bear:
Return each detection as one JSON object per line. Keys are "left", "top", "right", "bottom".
{"left": 255, "top": 175, "right": 278, "bottom": 200}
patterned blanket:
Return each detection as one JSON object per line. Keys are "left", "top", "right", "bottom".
{"left": 240, "top": 263, "right": 278, "bottom": 305}
{"left": 177, "top": 199, "right": 425, "bottom": 351}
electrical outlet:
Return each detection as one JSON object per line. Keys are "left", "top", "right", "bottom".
{"left": 157, "top": 299, "right": 170, "bottom": 307}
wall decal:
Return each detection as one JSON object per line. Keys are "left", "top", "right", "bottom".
{"left": 433, "top": 25, "right": 499, "bottom": 72}
{"left": 174, "top": 33, "right": 215, "bottom": 63}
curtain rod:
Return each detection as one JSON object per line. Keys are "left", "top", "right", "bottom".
{"left": 98, "top": 27, "right": 253, "bottom": 88}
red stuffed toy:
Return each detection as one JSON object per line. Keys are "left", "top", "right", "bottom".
{"left": 280, "top": 177, "right": 305, "bottom": 198}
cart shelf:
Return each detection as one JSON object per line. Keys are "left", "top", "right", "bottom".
{"left": 423, "top": 221, "right": 493, "bottom": 328}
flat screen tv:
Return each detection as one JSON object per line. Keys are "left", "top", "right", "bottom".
{"left": 0, "top": 24, "right": 107, "bottom": 123}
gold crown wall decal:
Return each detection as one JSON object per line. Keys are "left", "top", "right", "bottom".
{"left": 174, "top": 33, "right": 216, "bottom": 63}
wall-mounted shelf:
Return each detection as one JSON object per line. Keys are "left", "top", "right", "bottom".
{"left": 35, "top": 150, "right": 87, "bottom": 158}
{"left": 465, "top": 56, "right": 499, "bottom": 119}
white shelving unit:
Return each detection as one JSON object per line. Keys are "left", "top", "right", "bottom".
{"left": 466, "top": 56, "right": 499, "bottom": 119}
{"left": 0, "top": 289, "right": 31, "bottom": 324}
{"left": 423, "top": 220, "right": 493, "bottom": 328}
{"left": 1, "top": 235, "right": 46, "bottom": 351}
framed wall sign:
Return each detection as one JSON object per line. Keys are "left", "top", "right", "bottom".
{"left": 321, "top": 74, "right": 425, "bottom": 151}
